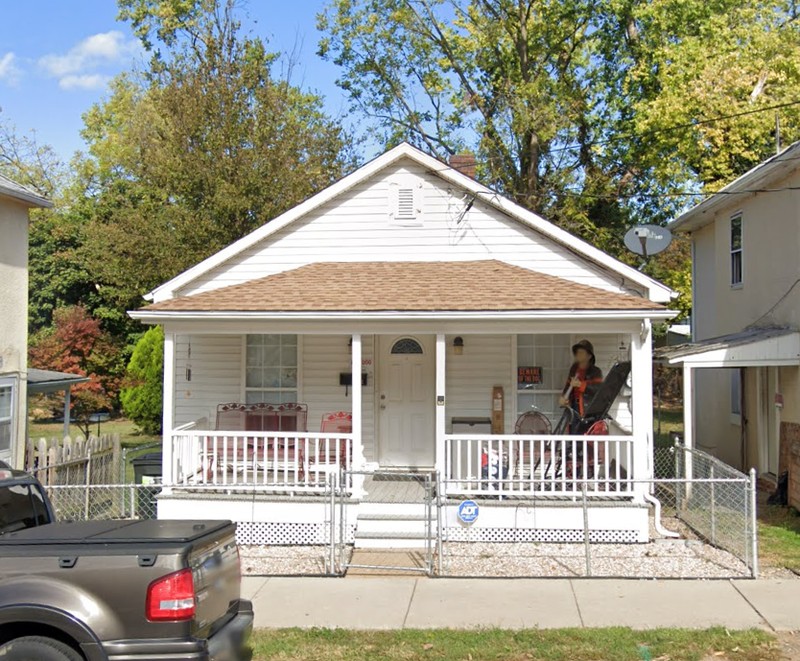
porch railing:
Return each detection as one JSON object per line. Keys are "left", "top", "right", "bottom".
{"left": 444, "top": 434, "right": 636, "bottom": 497}
{"left": 170, "top": 430, "right": 354, "bottom": 493}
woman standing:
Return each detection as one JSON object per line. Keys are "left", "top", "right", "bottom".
{"left": 559, "top": 339, "right": 603, "bottom": 430}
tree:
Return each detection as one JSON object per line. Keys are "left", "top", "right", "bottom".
{"left": 318, "top": 1, "right": 800, "bottom": 238}
{"left": 120, "top": 326, "right": 164, "bottom": 435}
{"left": 28, "top": 306, "right": 123, "bottom": 437}
{"left": 74, "top": 0, "right": 354, "bottom": 321}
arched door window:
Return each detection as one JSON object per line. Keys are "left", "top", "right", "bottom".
{"left": 391, "top": 338, "right": 423, "bottom": 354}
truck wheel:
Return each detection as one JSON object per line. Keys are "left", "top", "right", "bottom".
{"left": 0, "top": 636, "right": 83, "bottom": 661}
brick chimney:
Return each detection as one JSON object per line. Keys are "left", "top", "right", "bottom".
{"left": 449, "top": 153, "right": 477, "bottom": 179}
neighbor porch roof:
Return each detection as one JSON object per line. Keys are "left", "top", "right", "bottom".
{"left": 135, "top": 260, "right": 667, "bottom": 319}
{"left": 655, "top": 326, "right": 800, "bottom": 368}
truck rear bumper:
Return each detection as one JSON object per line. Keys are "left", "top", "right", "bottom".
{"left": 95, "top": 599, "right": 254, "bottom": 661}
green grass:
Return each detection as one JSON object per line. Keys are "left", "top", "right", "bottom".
{"left": 249, "top": 628, "right": 776, "bottom": 661}
{"left": 653, "top": 405, "right": 683, "bottom": 448}
{"left": 758, "top": 503, "right": 800, "bottom": 574}
{"left": 28, "top": 417, "right": 161, "bottom": 448}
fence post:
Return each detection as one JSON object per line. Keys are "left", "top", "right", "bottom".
{"left": 83, "top": 450, "right": 92, "bottom": 519}
{"left": 674, "top": 443, "right": 682, "bottom": 512}
{"left": 582, "top": 481, "right": 591, "bottom": 577}
{"left": 710, "top": 464, "right": 716, "bottom": 546}
{"left": 437, "top": 473, "right": 444, "bottom": 577}
{"left": 749, "top": 468, "right": 759, "bottom": 579}
{"left": 328, "top": 472, "right": 336, "bottom": 576}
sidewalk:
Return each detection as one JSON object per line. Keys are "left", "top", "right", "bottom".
{"left": 241, "top": 576, "right": 800, "bottom": 631}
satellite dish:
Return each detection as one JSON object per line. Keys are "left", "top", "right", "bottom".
{"left": 624, "top": 224, "right": 672, "bottom": 259}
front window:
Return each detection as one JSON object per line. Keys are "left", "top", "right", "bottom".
{"left": 730, "top": 214, "right": 743, "bottom": 287}
{"left": 245, "top": 335, "right": 298, "bottom": 404}
{"left": 0, "top": 382, "right": 14, "bottom": 454}
{"left": 516, "top": 334, "right": 572, "bottom": 424}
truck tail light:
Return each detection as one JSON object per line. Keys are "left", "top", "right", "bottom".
{"left": 146, "top": 568, "right": 196, "bottom": 621}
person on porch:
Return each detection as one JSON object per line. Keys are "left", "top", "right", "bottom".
{"left": 559, "top": 339, "right": 603, "bottom": 432}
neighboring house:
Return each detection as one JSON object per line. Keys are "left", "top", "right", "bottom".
{"left": 0, "top": 174, "right": 51, "bottom": 468}
{"left": 131, "top": 142, "right": 674, "bottom": 546}
{"left": 663, "top": 140, "right": 800, "bottom": 506}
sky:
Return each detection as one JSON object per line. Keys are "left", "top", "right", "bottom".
{"left": 0, "top": 0, "right": 349, "bottom": 162}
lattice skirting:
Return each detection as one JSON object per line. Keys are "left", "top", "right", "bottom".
{"left": 235, "top": 521, "right": 356, "bottom": 546}
{"left": 444, "top": 527, "right": 638, "bottom": 544}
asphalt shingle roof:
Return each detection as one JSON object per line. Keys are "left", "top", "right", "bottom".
{"left": 144, "top": 260, "right": 663, "bottom": 313}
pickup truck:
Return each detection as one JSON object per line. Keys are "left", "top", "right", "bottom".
{"left": 0, "top": 463, "right": 253, "bottom": 660}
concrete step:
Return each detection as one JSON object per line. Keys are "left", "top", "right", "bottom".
{"left": 353, "top": 531, "right": 434, "bottom": 549}
{"left": 357, "top": 502, "right": 429, "bottom": 516}
{"left": 356, "top": 517, "right": 434, "bottom": 534}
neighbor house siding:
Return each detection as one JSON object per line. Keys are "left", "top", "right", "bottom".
{"left": 177, "top": 160, "right": 645, "bottom": 300}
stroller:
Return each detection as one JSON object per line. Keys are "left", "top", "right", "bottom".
{"left": 549, "top": 361, "right": 632, "bottom": 482}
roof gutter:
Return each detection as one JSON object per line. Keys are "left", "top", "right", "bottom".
{"left": 130, "top": 308, "right": 676, "bottom": 323}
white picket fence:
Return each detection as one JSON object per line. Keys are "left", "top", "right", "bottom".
{"left": 25, "top": 434, "right": 121, "bottom": 486}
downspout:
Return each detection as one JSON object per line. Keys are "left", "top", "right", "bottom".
{"left": 643, "top": 490, "right": 680, "bottom": 538}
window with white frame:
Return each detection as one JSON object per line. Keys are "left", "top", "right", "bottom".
{"left": 245, "top": 335, "right": 298, "bottom": 404}
{"left": 0, "top": 381, "right": 14, "bottom": 453}
{"left": 730, "top": 214, "right": 743, "bottom": 287}
{"left": 516, "top": 334, "right": 572, "bottom": 425}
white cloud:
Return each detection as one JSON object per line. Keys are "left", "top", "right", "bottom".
{"left": 0, "top": 52, "right": 21, "bottom": 85}
{"left": 38, "top": 31, "right": 140, "bottom": 90}
{"left": 58, "top": 73, "right": 113, "bottom": 91}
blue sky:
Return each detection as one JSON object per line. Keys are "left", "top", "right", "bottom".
{"left": 0, "top": 0, "right": 348, "bottom": 161}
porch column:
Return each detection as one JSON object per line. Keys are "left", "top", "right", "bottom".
{"left": 631, "top": 319, "right": 653, "bottom": 499}
{"left": 682, "top": 362, "right": 694, "bottom": 480}
{"left": 351, "top": 333, "right": 365, "bottom": 497}
{"left": 435, "top": 334, "right": 446, "bottom": 483}
{"left": 162, "top": 330, "right": 175, "bottom": 485}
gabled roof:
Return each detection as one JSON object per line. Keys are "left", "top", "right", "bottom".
{"left": 0, "top": 173, "right": 52, "bottom": 208}
{"left": 671, "top": 139, "right": 800, "bottom": 233}
{"left": 146, "top": 142, "right": 672, "bottom": 304}
{"left": 135, "top": 260, "right": 667, "bottom": 321}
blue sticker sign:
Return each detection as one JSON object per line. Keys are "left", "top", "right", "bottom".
{"left": 457, "top": 500, "right": 479, "bottom": 525}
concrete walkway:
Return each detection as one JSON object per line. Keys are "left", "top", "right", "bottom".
{"left": 241, "top": 576, "right": 800, "bottom": 631}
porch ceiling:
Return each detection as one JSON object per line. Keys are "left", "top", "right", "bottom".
{"left": 138, "top": 261, "right": 666, "bottom": 315}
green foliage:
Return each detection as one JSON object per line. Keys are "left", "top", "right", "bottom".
{"left": 121, "top": 326, "right": 164, "bottom": 435}
{"left": 28, "top": 306, "right": 125, "bottom": 437}
{"left": 318, "top": 0, "right": 800, "bottom": 272}
{"left": 74, "top": 0, "right": 354, "bottom": 320}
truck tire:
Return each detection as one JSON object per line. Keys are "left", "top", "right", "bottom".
{"left": 0, "top": 636, "right": 83, "bottom": 661}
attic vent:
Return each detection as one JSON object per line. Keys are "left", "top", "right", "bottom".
{"left": 388, "top": 177, "right": 424, "bottom": 226}
{"left": 397, "top": 188, "right": 415, "bottom": 218}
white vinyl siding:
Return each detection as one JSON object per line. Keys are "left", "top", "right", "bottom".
{"left": 301, "top": 334, "right": 376, "bottom": 461}
{"left": 174, "top": 335, "right": 242, "bottom": 427}
{"left": 178, "top": 160, "right": 641, "bottom": 298}
{"left": 445, "top": 334, "right": 514, "bottom": 433}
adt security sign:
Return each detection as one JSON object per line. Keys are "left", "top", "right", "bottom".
{"left": 457, "top": 500, "right": 479, "bottom": 525}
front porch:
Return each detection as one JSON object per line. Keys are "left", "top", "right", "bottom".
{"left": 155, "top": 322, "right": 656, "bottom": 545}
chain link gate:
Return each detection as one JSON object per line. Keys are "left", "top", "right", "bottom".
{"left": 330, "top": 470, "right": 439, "bottom": 576}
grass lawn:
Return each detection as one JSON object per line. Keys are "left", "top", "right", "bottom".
{"left": 654, "top": 404, "right": 683, "bottom": 448}
{"left": 249, "top": 628, "right": 777, "bottom": 661}
{"left": 28, "top": 417, "right": 161, "bottom": 448}
{"left": 757, "top": 502, "right": 800, "bottom": 574}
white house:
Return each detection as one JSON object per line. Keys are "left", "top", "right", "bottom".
{"left": 663, "top": 140, "right": 800, "bottom": 505}
{"left": 131, "top": 143, "right": 674, "bottom": 547}
{"left": 0, "top": 174, "right": 51, "bottom": 468}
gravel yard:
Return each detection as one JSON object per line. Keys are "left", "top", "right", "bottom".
{"left": 440, "top": 539, "right": 750, "bottom": 578}
{"left": 240, "top": 545, "right": 344, "bottom": 576}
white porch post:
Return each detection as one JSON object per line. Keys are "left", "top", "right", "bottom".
{"left": 631, "top": 320, "right": 653, "bottom": 499}
{"left": 162, "top": 330, "right": 175, "bottom": 485}
{"left": 682, "top": 362, "right": 694, "bottom": 480}
{"left": 351, "top": 333, "right": 365, "bottom": 497}
{"left": 435, "top": 334, "right": 446, "bottom": 485}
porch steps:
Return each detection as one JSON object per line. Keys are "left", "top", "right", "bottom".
{"left": 353, "top": 507, "right": 435, "bottom": 549}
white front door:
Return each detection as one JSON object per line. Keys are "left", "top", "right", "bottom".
{"left": 378, "top": 336, "right": 435, "bottom": 467}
